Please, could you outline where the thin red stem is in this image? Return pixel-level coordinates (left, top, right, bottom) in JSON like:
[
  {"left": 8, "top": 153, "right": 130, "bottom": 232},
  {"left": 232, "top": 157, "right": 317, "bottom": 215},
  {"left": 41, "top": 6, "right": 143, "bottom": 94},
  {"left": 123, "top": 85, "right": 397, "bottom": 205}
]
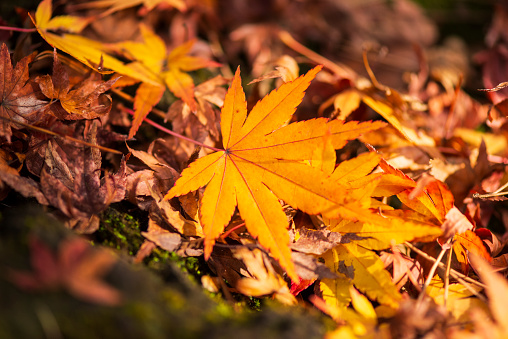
[
  {"left": 221, "top": 222, "right": 246, "bottom": 240},
  {"left": 123, "top": 108, "right": 222, "bottom": 152},
  {"left": 0, "top": 26, "right": 37, "bottom": 33}
]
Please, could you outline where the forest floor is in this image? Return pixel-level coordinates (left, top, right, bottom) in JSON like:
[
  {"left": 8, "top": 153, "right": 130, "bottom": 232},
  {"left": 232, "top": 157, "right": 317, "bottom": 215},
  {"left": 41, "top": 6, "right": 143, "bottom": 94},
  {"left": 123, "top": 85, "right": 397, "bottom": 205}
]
[{"left": 1, "top": 1, "right": 508, "bottom": 338}]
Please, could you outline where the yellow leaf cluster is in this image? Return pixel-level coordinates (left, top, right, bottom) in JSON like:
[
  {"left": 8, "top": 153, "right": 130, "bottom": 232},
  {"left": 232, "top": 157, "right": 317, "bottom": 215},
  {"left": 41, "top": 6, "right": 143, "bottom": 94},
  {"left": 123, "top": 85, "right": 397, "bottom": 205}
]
[{"left": 31, "top": 0, "right": 219, "bottom": 137}]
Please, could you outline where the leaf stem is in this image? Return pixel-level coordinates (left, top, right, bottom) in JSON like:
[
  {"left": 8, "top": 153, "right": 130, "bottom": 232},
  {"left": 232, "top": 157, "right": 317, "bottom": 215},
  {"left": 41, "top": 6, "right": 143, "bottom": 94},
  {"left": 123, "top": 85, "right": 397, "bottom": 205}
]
[
  {"left": 221, "top": 222, "right": 246, "bottom": 240},
  {"left": 416, "top": 240, "right": 450, "bottom": 307},
  {"left": 444, "top": 241, "right": 454, "bottom": 308},
  {"left": 362, "top": 50, "right": 384, "bottom": 90},
  {"left": 122, "top": 107, "right": 222, "bottom": 152},
  {"left": 278, "top": 30, "right": 355, "bottom": 80},
  {"left": 0, "top": 26, "right": 37, "bottom": 33}
]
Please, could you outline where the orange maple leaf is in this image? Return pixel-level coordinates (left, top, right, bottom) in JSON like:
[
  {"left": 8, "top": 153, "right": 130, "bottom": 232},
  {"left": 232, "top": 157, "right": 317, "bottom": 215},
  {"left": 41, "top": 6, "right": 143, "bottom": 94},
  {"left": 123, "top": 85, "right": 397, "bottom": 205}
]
[
  {"left": 164, "top": 66, "right": 385, "bottom": 281},
  {"left": 378, "top": 159, "right": 453, "bottom": 223},
  {"left": 453, "top": 229, "right": 492, "bottom": 274}
]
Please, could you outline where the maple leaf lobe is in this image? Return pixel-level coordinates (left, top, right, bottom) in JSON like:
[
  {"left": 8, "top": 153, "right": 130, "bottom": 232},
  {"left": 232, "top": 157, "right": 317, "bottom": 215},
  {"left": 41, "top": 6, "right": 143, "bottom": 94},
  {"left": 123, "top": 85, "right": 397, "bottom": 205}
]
[{"left": 0, "top": 44, "right": 47, "bottom": 142}]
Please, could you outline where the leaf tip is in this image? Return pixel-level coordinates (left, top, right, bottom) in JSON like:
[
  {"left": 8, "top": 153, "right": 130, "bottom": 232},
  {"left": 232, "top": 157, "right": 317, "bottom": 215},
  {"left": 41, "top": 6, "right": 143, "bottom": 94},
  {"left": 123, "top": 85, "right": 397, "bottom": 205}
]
[{"left": 204, "top": 238, "right": 215, "bottom": 260}]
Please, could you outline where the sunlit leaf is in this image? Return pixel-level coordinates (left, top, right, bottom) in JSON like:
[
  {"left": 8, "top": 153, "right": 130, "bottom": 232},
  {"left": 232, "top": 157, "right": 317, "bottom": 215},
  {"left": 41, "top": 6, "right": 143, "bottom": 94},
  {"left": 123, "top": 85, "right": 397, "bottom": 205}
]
[
  {"left": 165, "top": 66, "right": 385, "bottom": 281},
  {"left": 322, "top": 243, "right": 402, "bottom": 309}
]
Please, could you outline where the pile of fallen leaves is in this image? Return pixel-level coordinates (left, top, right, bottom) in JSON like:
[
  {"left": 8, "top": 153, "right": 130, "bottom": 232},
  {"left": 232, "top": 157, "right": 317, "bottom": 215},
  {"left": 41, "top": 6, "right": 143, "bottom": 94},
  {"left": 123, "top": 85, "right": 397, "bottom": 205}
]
[{"left": 2, "top": 0, "right": 508, "bottom": 338}]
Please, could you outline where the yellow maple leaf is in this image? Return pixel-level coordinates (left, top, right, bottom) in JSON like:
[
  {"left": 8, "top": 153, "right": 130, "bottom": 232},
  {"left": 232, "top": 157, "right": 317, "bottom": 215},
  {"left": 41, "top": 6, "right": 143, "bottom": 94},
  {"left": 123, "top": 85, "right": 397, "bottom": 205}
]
[
  {"left": 34, "top": 0, "right": 91, "bottom": 34},
  {"left": 30, "top": 0, "right": 160, "bottom": 86},
  {"left": 326, "top": 216, "right": 442, "bottom": 251},
  {"left": 110, "top": 24, "right": 221, "bottom": 137},
  {"left": 112, "top": 25, "right": 220, "bottom": 109},
  {"left": 426, "top": 275, "right": 486, "bottom": 322},
  {"left": 328, "top": 61, "right": 434, "bottom": 147},
  {"left": 331, "top": 152, "right": 381, "bottom": 184},
  {"left": 164, "top": 66, "right": 385, "bottom": 281},
  {"left": 233, "top": 248, "right": 296, "bottom": 305},
  {"left": 317, "top": 278, "right": 390, "bottom": 338},
  {"left": 321, "top": 243, "right": 402, "bottom": 309}
]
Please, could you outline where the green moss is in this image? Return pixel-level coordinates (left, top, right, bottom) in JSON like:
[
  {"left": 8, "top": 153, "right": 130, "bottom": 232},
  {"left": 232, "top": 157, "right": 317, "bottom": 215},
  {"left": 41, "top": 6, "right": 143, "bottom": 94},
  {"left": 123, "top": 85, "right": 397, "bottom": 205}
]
[
  {"left": 247, "top": 297, "right": 262, "bottom": 311},
  {"left": 94, "top": 207, "right": 213, "bottom": 288},
  {"left": 0, "top": 204, "right": 327, "bottom": 339},
  {"left": 95, "top": 208, "right": 144, "bottom": 256},
  {"left": 166, "top": 252, "right": 210, "bottom": 283}
]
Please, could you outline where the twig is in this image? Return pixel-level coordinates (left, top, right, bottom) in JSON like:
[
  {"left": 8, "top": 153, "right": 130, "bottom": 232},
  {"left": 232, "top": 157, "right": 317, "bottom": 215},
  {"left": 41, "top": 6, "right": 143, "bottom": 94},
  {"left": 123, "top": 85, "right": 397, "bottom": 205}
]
[
  {"left": 362, "top": 50, "right": 384, "bottom": 90},
  {"left": 453, "top": 275, "right": 487, "bottom": 303},
  {"left": 404, "top": 241, "right": 485, "bottom": 289},
  {"left": 417, "top": 239, "right": 451, "bottom": 307},
  {"left": 0, "top": 116, "right": 122, "bottom": 154},
  {"left": 278, "top": 30, "right": 356, "bottom": 80},
  {"left": 444, "top": 240, "right": 454, "bottom": 308},
  {"left": 414, "top": 239, "right": 487, "bottom": 305},
  {"left": 473, "top": 180, "right": 508, "bottom": 199}
]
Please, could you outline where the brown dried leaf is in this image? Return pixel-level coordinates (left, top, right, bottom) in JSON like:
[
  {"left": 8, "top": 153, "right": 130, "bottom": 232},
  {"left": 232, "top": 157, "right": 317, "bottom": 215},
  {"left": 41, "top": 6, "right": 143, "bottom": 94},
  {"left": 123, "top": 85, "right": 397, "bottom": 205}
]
[
  {"left": 128, "top": 145, "right": 179, "bottom": 182},
  {"left": 133, "top": 240, "right": 157, "bottom": 263},
  {"left": 40, "top": 122, "right": 126, "bottom": 223},
  {"left": 142, "top": 217, "right": 182, "bottom": 252},
  {"left": 145, "top": 177, "right": 202, "bottom": 237},
  {"left": 0, "top": 43, "right": 47, "bottom": 142},
  {"left": 291, "top": 228, "right": 347, "bottom": 255},
  {"left": 35, "top": 50, "right": 118, "bottom": 120},
  {"left": 167, "top": 73, "right": 226, "bottom": 142},
  {"left": 291, "top": 252, "right": 337, "bottom": 280},
  {"left": 208, "top": 247, "right": 245, "bottom": 288},
  {"left": 379, "top": 247, "right": 424, "bottom": 290},
  {"left": 441, "top": 206, "right": 474, "bottom": 241},
  {"left": 491, "top": 253, "right": 508, "bottom": 272},
  {"left": 475, "top": 228, "right": 504, "bottom": 257},
  {"left": 0, "top": 153, "right": 48, "bottom": 204},
  {"left": 125, "top": 169, "right": 158, "bottom": 208},
  {"left": 389, "top": 298, "right": 447, "bottom": 339},
  {"left": 66, "top": 214, "right": 101, "bottom": 234},
  {"left": 248, "top": 55, "right": 299, "bottom": 85},
  {"left": 445, "top": 140, "right": 491, "bottom": 207}
]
